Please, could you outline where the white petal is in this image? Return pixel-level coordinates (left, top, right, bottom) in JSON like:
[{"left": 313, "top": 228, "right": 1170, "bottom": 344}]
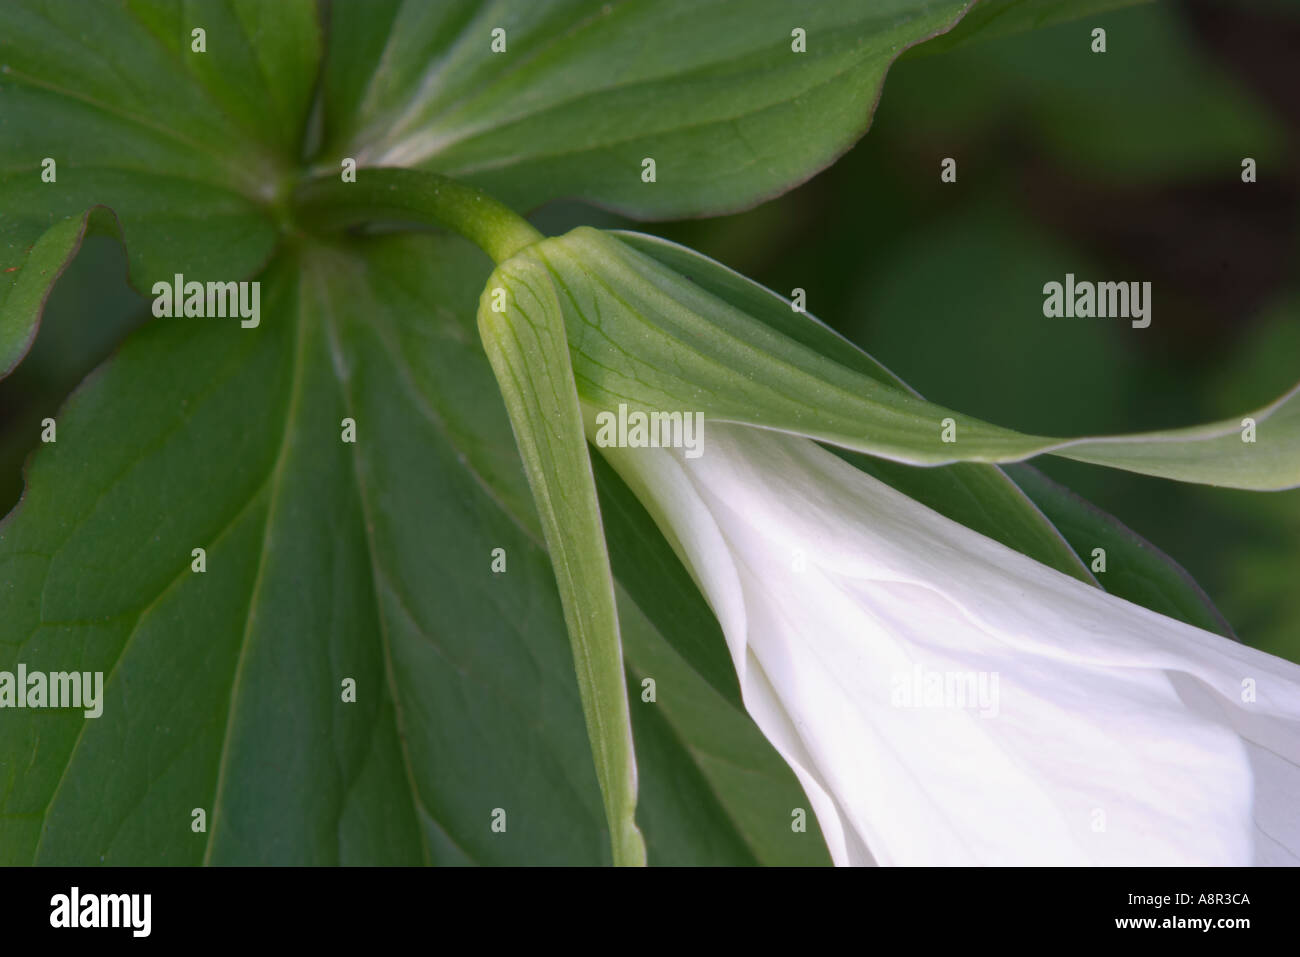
[{"left": 600, "top": 423, "right": 1300, "bottom": 865}]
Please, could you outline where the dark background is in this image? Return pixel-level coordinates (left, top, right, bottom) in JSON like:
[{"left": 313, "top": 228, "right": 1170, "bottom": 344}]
[{"left": 3, "top": 0, "right": 1297, "bottom": 659}]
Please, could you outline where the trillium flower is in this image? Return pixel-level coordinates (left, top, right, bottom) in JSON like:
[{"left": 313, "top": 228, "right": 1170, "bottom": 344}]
[
  {"left": 596, "top": 420, "right": 1300, "bottom": 866},
  {"left": 479, "top": 222, "right": 1300, "bottom": 864}
]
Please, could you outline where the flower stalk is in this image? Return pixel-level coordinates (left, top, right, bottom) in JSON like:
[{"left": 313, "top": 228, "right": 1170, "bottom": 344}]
[{"left": 292, "top": 168, "right": 543, "bottom": 265}]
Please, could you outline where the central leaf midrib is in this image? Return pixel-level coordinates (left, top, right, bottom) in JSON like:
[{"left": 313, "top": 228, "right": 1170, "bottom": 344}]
[
  {"left": 201, "top": 264, "right": 312, "bottom": 866},
  {"left": 311, "top": 253, "right": 444, "bottom": 866}
]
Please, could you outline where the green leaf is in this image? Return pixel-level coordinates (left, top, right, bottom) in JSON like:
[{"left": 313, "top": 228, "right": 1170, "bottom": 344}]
[
  {"left": 0, "top": 0, "right": 321, "bottom": 369},
  {"left": 316, "top": 0, "right": 972, "bottom": 218},
  {"left": 2, "top": 239, "right": 591, "bottom": 863},
  {"left": 532, "top": 227, "right": 1300, "bottom": 491},
  {"left": 476, "top": 251, "right": 645, "bottom": 864},
  {"left": 0, "top": 207, "right": 124, "bottom": 377},
  {"left": 0, "top": 231, "right": 823, "bottom": 864}
]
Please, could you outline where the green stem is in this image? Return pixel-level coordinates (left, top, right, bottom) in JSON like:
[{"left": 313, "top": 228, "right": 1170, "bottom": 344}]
[{"left": 292, "top": 168, "right": 543, "bottom": 264}]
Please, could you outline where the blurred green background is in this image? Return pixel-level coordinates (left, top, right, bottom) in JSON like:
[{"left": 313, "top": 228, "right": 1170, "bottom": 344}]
[{"left": 2, "top": 0, "right": 1297, "bottom": 659}]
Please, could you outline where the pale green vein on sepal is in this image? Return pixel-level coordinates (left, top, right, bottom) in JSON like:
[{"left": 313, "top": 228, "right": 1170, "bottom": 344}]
[
  {"left": 476, "top": 252, "right": 645, "bottom": 866},
  {"left": 611, "top": 229, "right": 1097, "bottom": 588},
  {"left": 533, "top": 227, "right": 1300, "bottom": 492}
]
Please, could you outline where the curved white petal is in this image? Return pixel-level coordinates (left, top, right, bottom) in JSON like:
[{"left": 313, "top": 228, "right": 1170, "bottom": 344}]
[{"left": 600, "top": 423, "right": 1300, "bottom": 865}]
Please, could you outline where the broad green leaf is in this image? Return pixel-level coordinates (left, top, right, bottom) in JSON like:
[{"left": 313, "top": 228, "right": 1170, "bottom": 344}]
[
  {"left": 1, "top": 240, "right": 599, "bottom": 863},
  {"left": 0, "top": 207, "right": 123, "bottom": 377},
  {"left": 476, "top": 252, "right": 645, "bottom": 865},
  {"left": 0, "top": 231, "right": 826, "bottom": 864},
  {"left": 316, "top": 0, "right": 972, "bottom": 218},
  {"left": 0, "top": 234, "right": 146, "bottom": 518},
  {"left": 0, "top": 0, "right": 320, "bottom": 375},
  {"left": 531, "top": 227, "right": 1300, "bottom": 491}
]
